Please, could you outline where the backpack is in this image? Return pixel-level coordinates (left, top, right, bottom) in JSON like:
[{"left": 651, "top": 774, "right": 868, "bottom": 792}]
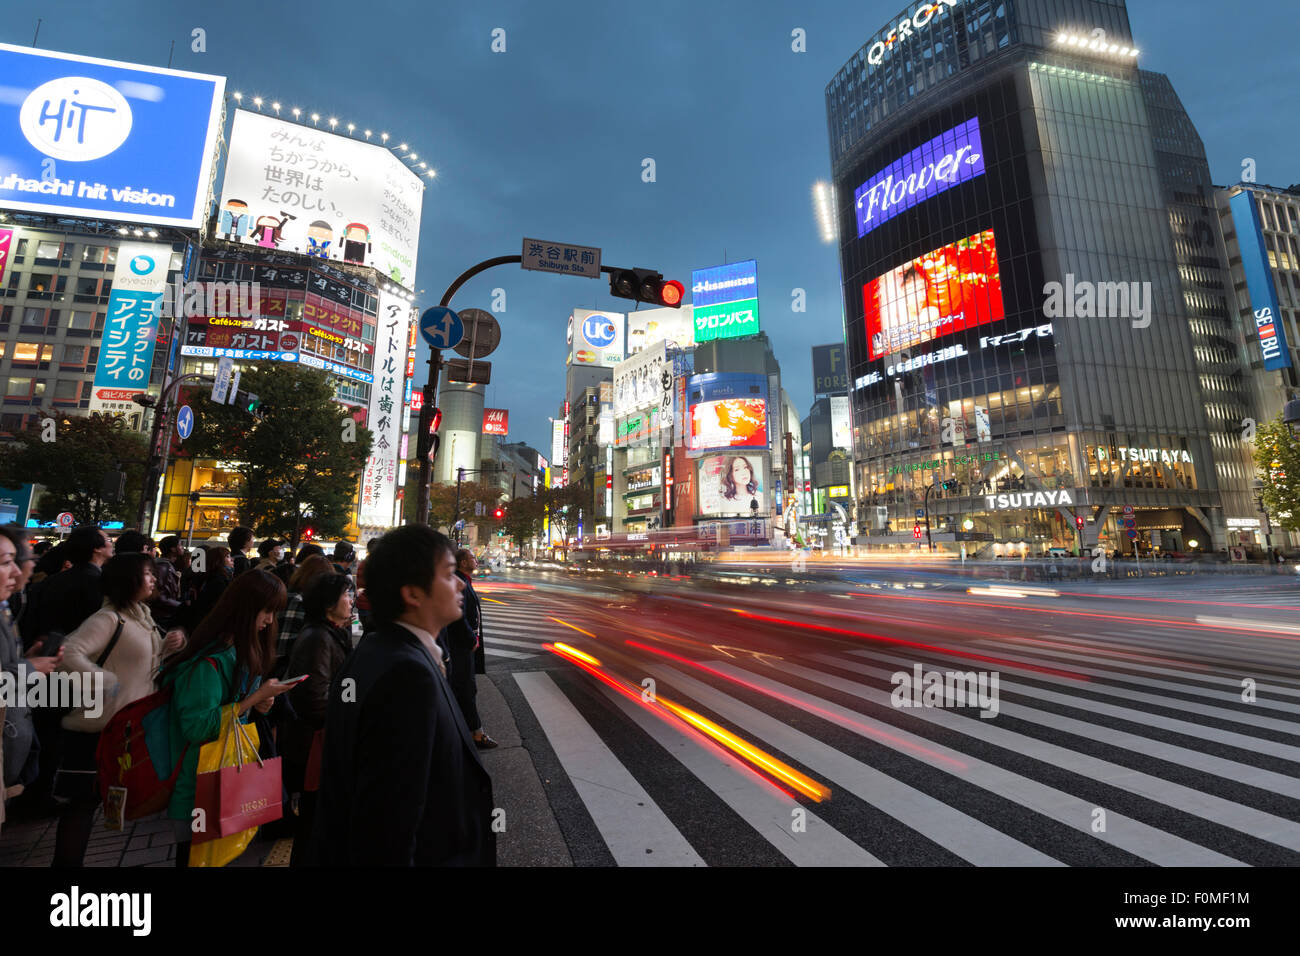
[{"left": 94, "top": 655, "right": 217, "bottom": 821}]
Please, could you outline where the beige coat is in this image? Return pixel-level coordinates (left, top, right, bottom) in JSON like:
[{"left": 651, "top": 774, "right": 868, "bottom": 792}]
[{"left": 58, "top": 602, "right": 163, "bottom": 733}]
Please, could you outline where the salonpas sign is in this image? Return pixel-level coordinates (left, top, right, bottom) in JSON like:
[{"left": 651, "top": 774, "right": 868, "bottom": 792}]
[{"left": 984, "top": 489, "right": 1076, "bottom": 511}]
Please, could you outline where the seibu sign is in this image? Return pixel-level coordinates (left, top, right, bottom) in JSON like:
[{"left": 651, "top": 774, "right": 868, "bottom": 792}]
[{"left": 867, "top": 0, "right": 961, "bottom": 67}]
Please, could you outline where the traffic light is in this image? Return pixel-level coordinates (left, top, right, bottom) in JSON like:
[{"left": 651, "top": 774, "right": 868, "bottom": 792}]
[
  {"left": 100, "top": 469, "right": 126, "bottom": 504},
  {"left": 940, "top": 479, "right": 959, "bottom": 492},
  {"left": 913, "top": 523, "right": 923, "bottom": 539},
  {"left": 416, "top": 406, "right": 443, "bottom": 461},
  {"left": 303, "top": 527, "right": 314, "bottom": 541},
  {"left": 1075, "top": 515, "right": 1085, "bottom": 530},
  {"left": 232, "top": 389, "right": 262, "bottom": 418},
  {"left": 608, "top": 268, "right": 684, "bottom": 308},
  {"left": 493, "top": 507, "right": 505, "bottom": 520}
]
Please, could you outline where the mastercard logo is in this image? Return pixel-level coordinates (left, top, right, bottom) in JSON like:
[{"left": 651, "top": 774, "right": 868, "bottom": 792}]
[{"left": 576, "top": 349, "right": 595, "bottom": 363}]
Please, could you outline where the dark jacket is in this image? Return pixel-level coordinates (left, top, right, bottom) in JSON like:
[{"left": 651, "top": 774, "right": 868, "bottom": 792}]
[
  {"left": 279, "top": 619, "right": 352, "bottom": 793},
  {"left": 29, "top": 563, "right": 103, "bottom": 646},
  {"left": 308, "top": 621, "right": 494, "bottom": 866},
  {"left": 150, "top": 557, "right": 182, "bottom": 627},
  {"left": 1, "top": 609, "right": 38, "bottom": 788},
  {"left": 189, "top": 567, "right": 232, "bottom": 632},
  {"left": 445, "top": 573, "right": 480, "bottom": 653},
  {"left": 232, "top": 552, "right": 251, "bottom": 577}
]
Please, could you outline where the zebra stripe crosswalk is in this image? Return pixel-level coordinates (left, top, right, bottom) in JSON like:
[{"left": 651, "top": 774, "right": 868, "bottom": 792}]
[{"left": 509, "top": 625, "right": 1300, "bottom": 866}]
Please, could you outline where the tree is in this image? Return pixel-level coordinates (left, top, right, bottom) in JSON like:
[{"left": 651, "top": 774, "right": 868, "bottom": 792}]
[
  {"left": 0, "top": 412, "right": 148, "bottom": 524},
  {"left": 428, "top": 479, "right": 501, "bottom": 538},
  {"left": 183, "top": 363, "right": 372, "bottom": 549},
  {"left": 539, "top": 482, "right": 589, "bottom": 560},
  {"left": 502, "top": 495, "right": 545, "bottom": 551},
  {"left": 1253, "top": 415, "right": 1300, "bottom": 533}
]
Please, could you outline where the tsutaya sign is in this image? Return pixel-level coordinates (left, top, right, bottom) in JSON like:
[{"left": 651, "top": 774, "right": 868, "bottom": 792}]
[
  {"left": 985, "top": 489, "right": 1075, "bottom": 511},
  {"left": 867, "top": 0, "right": 961, "bottom": 66},
  {"left": 1117, "top": 446, "right": 1192, "bottom": 464}
]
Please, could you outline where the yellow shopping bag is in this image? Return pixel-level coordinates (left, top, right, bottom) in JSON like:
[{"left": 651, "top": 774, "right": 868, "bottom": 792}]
[{"left": 189, "top": 705, "right": 263, "bottom": 868}]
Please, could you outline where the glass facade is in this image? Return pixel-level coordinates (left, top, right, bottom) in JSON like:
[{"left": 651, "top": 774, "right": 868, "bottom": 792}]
[{"left": 829, "top": 0, "right": 1241, "bottom": 553}]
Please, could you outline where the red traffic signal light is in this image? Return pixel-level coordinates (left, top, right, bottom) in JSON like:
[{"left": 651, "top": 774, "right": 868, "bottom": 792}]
[
  {"left": 493, "top": 507, "right": 504, "bottom": 520},
  {"left": 660, "top": 280, "right": 684, "bottom": 307},
  {"left": 1075, "top": 515, "right": 1084, "bottom": 530},
  {"left": 913, "top": 523, "right": 923, "bottom": 539},
  {"left": 303, "top": 527, "right": 314, "bottom": 541},
  {"left": 431, "top": 407, "right": 442, "bottom": 433},
  {"left": 608, "top": 268, "right": 684, "bottom": 309}
]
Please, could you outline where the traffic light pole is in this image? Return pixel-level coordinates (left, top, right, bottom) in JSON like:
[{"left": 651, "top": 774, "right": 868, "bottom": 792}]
[
  {"left": 414, "top": 255, "right": 643, "bottom": 527},
  {"left": 136, "top": 372, "right": 212, "bottom": 533},
  {"left": 924, "top": 482, "right": 936, "bottom": 552}
]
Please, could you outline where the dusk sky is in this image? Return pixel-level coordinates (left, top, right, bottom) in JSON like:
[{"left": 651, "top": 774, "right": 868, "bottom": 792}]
[{"left": 5, "top": 0, "right": 1296, "bottom": 455}]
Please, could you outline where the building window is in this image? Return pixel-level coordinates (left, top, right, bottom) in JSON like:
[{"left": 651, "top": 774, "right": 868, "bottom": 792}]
[
  {"left": 68, "top": 310, "right": 95, "bottom": 330},
  {"left": 6, "top": 377, "right": 32, "bottom": 398},
  {"left": 21, "top": 307, "right": 44, "bottom": 327},
  {"left": 29, "top": 273, "right": 55, "bottom": 293},
  {"left": 60, "top": 344, "right": 88, "bottom": 365},
  {"left": 35, "top": 240, "right": 63, "bottom": 261},
  {"left": 53, "top": 379, "right": 80, "bottom": 400},
  {"left": 12, "top": 342, "right": 53, "bottom": 363}
]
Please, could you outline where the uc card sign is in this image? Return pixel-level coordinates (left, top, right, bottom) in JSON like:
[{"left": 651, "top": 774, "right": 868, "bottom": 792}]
[{"left": 0, "top": 43, "right": 224, "bottom": 227}]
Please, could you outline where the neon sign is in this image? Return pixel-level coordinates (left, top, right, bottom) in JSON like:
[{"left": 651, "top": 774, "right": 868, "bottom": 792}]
[{"left": 867, "top": 0, "right": 961, "bottom": 67}]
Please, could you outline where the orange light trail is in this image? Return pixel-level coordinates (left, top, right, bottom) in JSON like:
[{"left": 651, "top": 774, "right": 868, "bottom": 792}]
[
  {"left": 549, "top": 617, "right": 597, "bottom": 639},
  {"left": 542, "top": 643, "right": 828, "bottom": 801},
  {"left": 624, "top": 640, "right": 969, "bottom": 771}
]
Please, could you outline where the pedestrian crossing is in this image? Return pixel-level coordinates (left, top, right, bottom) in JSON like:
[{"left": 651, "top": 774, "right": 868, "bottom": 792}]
[
  {"left": 511, "top": 627, "right": 1300, "bottom": 866},
  {"left": 476, "top": 595, "right": 570, "bottom": 661}
]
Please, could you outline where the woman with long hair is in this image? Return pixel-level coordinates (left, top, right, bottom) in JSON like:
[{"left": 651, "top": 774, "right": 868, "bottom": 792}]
[
  {"left": 720, "top": 456, "right": 758, "bottom": 501},
  {"left": 51, "top": 552, "right": 186, "bottom": 866},
  {"left": 161, "top": 569, "right": 294, "bottom": 866},
  {"left": 279, "top": 572, "right": 354, "bottom": 866},
  {"left": 187, "top": 545, "right": 233, "bottom": 631}
]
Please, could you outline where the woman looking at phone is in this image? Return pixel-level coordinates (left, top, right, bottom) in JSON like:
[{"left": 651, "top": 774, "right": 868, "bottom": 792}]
[
  {"left": 51, "top": 552, "right": 186, "bottom": 867},
  {"left": 160, "top": 569, "right": 294, "bottom": 867}
]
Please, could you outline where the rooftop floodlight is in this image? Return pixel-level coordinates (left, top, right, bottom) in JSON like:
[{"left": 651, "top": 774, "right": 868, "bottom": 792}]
[
  {"left": 328, "top": 117, "right": 338, "bottom": 128},
  {"left": 381, "top": 132, "right": 389, "bottom": 142},
  {"left": 271, "top": 101, "right": 281, "bottom": 113},
  {"left": 232, "top": 91, "right": 242, "bottom": 100},
  {"left": 252, "top": 96, "right": 263, "bottom": 108},
  {"left": 347, "top": 123, "right": 355, "bottom": 133},
  {"left": 292, "top": 107, "right": 301, "bottom": 118},
  {"left": 364, "top": 129, "right": 372, "bottom": 139}
]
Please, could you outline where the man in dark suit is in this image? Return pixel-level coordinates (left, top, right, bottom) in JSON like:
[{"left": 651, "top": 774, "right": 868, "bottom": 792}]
[
  {"left": 446, "top": 549, "right": 497, "bottom": 749},
  {"left": 309, "top": 525, "right": 495, "bottom": 866}
]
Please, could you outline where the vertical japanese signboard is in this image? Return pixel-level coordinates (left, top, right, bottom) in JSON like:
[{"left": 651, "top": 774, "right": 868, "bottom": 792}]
[
  {"left": 0, "top": 228, "right": 13, "bottom": 286},
  {"left": 90, "top": 242, "right": 169, "bottom": 415},
  {"left": 1230, "top": 190, "right": 1292, "bottom": 371},
  {"left": 359, "top": 290, "right": 410, "bottom": 526}
]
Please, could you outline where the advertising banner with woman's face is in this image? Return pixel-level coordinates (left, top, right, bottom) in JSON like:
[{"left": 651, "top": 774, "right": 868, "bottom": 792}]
[
  {"left": 697, "top": 454, "right": 765, "bottom": 517},
  {"left": 864, "top": 228, "right": 1003, "bottom": 361}
]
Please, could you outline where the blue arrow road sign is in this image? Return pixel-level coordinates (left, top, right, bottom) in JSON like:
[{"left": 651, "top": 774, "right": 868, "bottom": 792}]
[
  {"left": 176, "top": 404, "right": 194, "bottom": 440},
  {"left": 420, "top": 307, "right": 464, "bottom": 350}
]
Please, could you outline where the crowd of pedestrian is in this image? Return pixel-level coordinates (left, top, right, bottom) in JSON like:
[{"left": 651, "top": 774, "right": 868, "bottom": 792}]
[{"left": 0, "top": 521, "right": 498, "bottom": 867}]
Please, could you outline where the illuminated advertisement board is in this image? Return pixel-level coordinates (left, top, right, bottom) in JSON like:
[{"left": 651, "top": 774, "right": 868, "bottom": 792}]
[
  {"left": 627, "top": 306, "right": 695, "bottom": 354},
  {"left": 0, "top": 43, "right": 224, "bottom": 227},
  {"left": 89, "top": 242, "right": 170, "bottom": 415},
  {"left": 483, "top": 408, "right": 508, "bottom": 436},
  {"left": 686, "top": 373, "right": 768, "bottom": 452},
  {"left": 569, "top": 308, "right": 625, "bottom": 366},
  {"left": 218, "top": 110, "right": 425, "bottom": 288},
  {"left": 697, "top": 453, "right": 766, "bottom": 517},
  {"left": 1229, "top": 191, "right": 1292, "bottom": 371},
  {"left": 830, "top": 395, "right": 851, "bottom": 450},
  {"left": 854, "top": 117, "right": 985, "bottom": 238},
  {"left": 0, "top": 228, "right": 13, "bottom": 286},
  {"left": 614, "top": 343, "right": 666, "bottom": 419},
  {"left": 812, "top": 343, "right": 847, "bottom": 393},
  {"left": 359, "top": 290, "right": 411, "bottom": 526},
  {"left": 691, "top": 260, "right": 759, "bottom": 342},
  {"left": 864, "top": 229, "right": 1003, "bottom": 361}
]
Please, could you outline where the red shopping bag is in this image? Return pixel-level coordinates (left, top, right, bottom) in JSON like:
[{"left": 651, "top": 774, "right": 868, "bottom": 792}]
[{"left": 192, "top": 714, "right": 283, "bottom": 845}]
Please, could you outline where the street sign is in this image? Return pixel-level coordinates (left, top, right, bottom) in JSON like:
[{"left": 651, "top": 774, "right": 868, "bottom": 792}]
[
  {"left": 454, "top": 519, "right": 465, "bottom": 530},
  {"left": 56, "top": 511, "right": 74, "bottom": 529},
  {"left": 452, "top": 308, "right": 502, "bottom": 359},
  {"left": 521, "top": 237, "right": 601, "bottom": 279},
  {"left": 210, "top": 356, "right": 234, "bottom": 404},
  {"left": 228, "top": 369, "right": 241, "bottom": 404},
  {"left": 1127, "top": 529, "right": 1138, "bottom": 540},
  {"left": 445, "top": 358, "right": 491, "bottom": 385},
  {"left": 420, "top": 307, "right": 464, "bottom": 350},
  {"left": 1122, "top": 505, "right": 1134, "bottom": 515},
  {"left": 915, "top": 508, "right": 924, "bottom": 518},
  {"left": 176, "top": 405, "right": 194, "bottom": 440}
]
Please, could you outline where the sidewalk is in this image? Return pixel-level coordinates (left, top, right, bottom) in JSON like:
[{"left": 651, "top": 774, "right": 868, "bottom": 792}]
[{"left": 1, "top": 675, "right": 568, "bottom": 867}]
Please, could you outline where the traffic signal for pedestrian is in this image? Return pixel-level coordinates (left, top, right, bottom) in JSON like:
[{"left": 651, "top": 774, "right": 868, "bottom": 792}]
[
  {"left": 940, "top": 478, "right": 959, "bottom": 492},
  {"left": 232, "top": 389, "right": 263, "bottom": 419},
  {"left": 1075, "top": 515, "right": 1085, "bottom": 530},
  {"left": 913, "top": 523, "right": 923, "bottom": 539},
  {"left": 608, "top": 268, "right": 684, "bottom": 308},
  {"left": 416, "top": 406, "right": 443, "bottom": 461}
]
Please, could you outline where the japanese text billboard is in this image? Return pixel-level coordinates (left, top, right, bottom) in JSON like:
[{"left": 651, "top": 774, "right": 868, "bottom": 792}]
[
  {"left": 0, "top": 44, "right": 223, "bottom": 227},
  {"left": 359, "top": 291, "right": 411, "bottom": 526},
  {"left": 218, "top": 110, "right": 424, "bottom": 288},
  {"left": 691, "top": 260, "right": 759, "bottom": 342},
  {"left": 686, "top": 373, "right": 769, "bottom": 453},
  {"left": 483, "top": 408, "right": 509, "bottom": 436},
  {"left": 697, "top": 453, "right": 767, "bottom": 517},
  {"left": 864, "top": 229, "right": 1003, "bottom": 361},
  {"left": 854, "top": 116, "right": 985, "bottom": 237},
  {"left": 90, "top": 242, "right": 169, "bottom": 415}
]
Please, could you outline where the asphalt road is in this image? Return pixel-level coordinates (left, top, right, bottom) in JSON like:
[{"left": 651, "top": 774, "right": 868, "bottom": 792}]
[{"left": 474, "top": 565, "right": 1300, "bottom": 866}]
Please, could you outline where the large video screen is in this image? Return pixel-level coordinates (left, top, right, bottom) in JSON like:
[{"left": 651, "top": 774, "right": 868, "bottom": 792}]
[
  {"left": 0, "top": 43, "right": 224, "bottom": 227},
  {"left": 864, "top": 229, "right": 1003, "bottom": 361},
  {"left": 686, "top": 373, "right": 768, "bottom": 452},
  {"left": 697, "top": 454, "right": 766, "bottom": 517}
]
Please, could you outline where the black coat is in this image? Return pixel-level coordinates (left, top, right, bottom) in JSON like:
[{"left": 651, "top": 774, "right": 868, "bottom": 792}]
[
  {"left": 279, "top": 620, "right": 351, "bottom": 793},
  {"left": 446, "top": 573, "right": 480, "bottom": 652},
  {"left": 27, "top": 563, "right": 102, "bottom": 648},
  {"left": 308, "top": 621, "right": 495, "bottom": 866}
]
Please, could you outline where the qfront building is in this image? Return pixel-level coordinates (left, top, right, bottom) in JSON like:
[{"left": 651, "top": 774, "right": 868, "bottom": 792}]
[{"left": 826, "top": 0, "right": 1258, "bottom": 555}]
